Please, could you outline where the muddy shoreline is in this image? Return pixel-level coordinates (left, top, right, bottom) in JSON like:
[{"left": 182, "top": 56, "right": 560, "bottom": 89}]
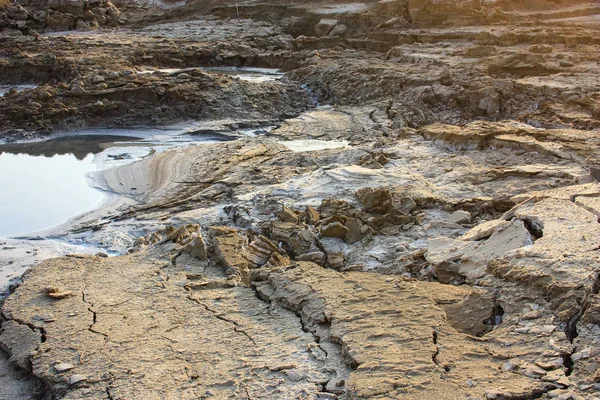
[{"left": 2, "top": 0, "right": 600, "bottom": 399}]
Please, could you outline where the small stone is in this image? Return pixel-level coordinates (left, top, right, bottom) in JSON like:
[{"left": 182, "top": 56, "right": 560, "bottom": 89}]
[
  {"left": 542, "top": 369, "right": 569, "bottom": 385},
  {"left": 503, "top": 361, "right": 516, "bottom": 371},
  {"left": 485, "top": 389, "right": 502, "bottom": 399},
  {"left": 296, "top": 251, "right": 326, "bottom": 266},
  {"left": 535, "top": 357, "right": 564, "bottom": 370},
  {"left": 448, "top": 210, "right": 471, "bottom": 224},
  {"left": 321, "top": 222, "right": 349, "bottom": 239},
  {"left": 344, "top": 217, "right": 365, "bottom": 244},
  {"left": 314, "top": 18, "right": 338, "bottom": 37},
  {"left": 54, "top": 362, "right": 74, "bottom": 372},
  {"left": 38, "top": 90, "right": 53, "bottom": 101},
  {"left": 521, "top": 310, "right": 540, "bottom": 320},
  {"left": 540, "top": 325, "right": 556, "bottom": 334},
  {"left": 67, "top": 374, "right": 88, "bottom": 385},
  {"left": 45, "top": 287, "right": 73, "bottom": 299},
  {"left": 280, "top": 205, "right": 300, "bottom": 224},
  {"left": 529, "top": 44, "right": 553, "bottom": 53},
  {"left": 305, "top": 206, "right": 320, "bottom": 224},
  {"left": 327, "top": 252, "right": 344, "bottom": 270},
  {"left": 342, "top": 264, "right": 363, "bottom": 272},
  {"left": 284, "top": 369, "right": 304, "bottom": 382},
  {"left": 70, "top": 85, "right": 86, "bottom": 95},
  {"left": 328, "top": 23, "right": 347, "bottom": 37},
  {"left": 523, "top": 364, "right": 547, "bottom": 378}
]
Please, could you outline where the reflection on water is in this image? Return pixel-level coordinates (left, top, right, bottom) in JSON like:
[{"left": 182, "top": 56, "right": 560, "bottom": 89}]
[
  {"left": 0, "top": 132, "right": 232, "bottom": 238},
  {"left": 136, "top": 67, "right": 284, "bottom": 83},
  {"left": 0, "top": 134, "right": 143, "bottom": 160},
  {"left": 0, "top": 135, "right": 146, "bottom": 238},
  {"left": 0, "top": 152, "right": 104, "bottom": 238},
  {"left": 279, "top": 139, "right": 349, "bottom": 152},
  {"left": 0, "top": 84, "right": 37, "bottom": 96}
]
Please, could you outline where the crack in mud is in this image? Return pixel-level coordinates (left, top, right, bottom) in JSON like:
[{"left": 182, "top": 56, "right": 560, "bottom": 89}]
[
  {"left": 81, "top": 290, "right": 109, "bottom": 341},
  {"left": 431, "top": 329, "right": 440, "bottom": 367},
  {"left": 186, "top": 295, "right": 258, "bottom": 346}
]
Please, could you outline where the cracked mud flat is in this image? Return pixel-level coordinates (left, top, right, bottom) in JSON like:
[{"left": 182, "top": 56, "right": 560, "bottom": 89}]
[{"left": 2, "top": 0, "right": 600, "bottom": 399}]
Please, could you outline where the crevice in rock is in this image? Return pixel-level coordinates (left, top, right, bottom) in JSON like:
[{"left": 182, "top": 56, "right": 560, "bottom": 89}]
[
  {"left": 564, "top": 297, "right": 586, "bottom": 344},
  {"left": 592, "top": 273, "right": 600, "bottom": 295},
  {"left": 431, "top": 329, "right": 450, "bottom": 373},
  {"left": 521, "top": 218, "right": 544, "bottom": 240},
  {"left": 171, "top": 250, "right": 185, "bottom": 266},
  {"left": 431, "top": 329, "right": 440, "bottom": 366},
  {"left": 38, "top": 327, "right": 46, "bottom": 343},
  {"left": 250, "top": 279, "right": 352, "bottom": 395},
  {"left": 562, "top": 352, "right": 574, "bottom": 376},
  {"left": 0, "top": 315, "right": 54, "bottom": 399},
  {"left": 2, "top": 315, "right": 45, "bottom": 345},
  {"left": 480, "top": 304, "right": 505, "bottom": 336},
  {"left": 565, "top": 312, "right": 580, "bottom": 343}
]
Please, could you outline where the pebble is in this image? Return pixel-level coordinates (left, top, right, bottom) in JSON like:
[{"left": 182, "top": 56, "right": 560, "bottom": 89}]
[
  {"left": 485, "top": 389, "right": 502, "bottom": 399},
  {"left": 535, "top": 357, "right": 563, "bottom": 370},
  {"left": 521, "top": 310, "right": 539, "bottom": 320},
  {"left": 71, "top": 85, "right": 86, "bottom": 95},
  {"left": 542, "top": 369, "right": 570, "bottom": 386},
  {"left": 54, "top": 362, "right": 74, "bottom": 372},
  {"left": 67, "top": 374, "right": 88, "bottom": 385},
  {"left": 38, "top": 90, "right": 53, "bottom": 101},
  {"left": 503, "top": 361, "right": 516, "bottom": 371},
  {"left": 522, "top": 364, "right": 546, "bottom": 378}
]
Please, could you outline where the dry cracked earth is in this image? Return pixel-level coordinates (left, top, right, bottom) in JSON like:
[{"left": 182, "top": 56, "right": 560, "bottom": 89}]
[{"left": 2, "top": 0, "right": 600, "bottom": 399}]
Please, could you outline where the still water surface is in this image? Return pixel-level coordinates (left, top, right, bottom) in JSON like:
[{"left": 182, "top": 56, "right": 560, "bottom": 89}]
[
  {"left": 0, "top": 131, "right": 230, "bottom": 238},
  {"left": 0, "top": 135, "right": 141, "bottom": 238}
]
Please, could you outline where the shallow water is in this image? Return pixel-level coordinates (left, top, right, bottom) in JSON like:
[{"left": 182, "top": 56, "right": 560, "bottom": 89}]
[
  {"left": 0, "top": 130, "right": 230, "bottom": 238},
  {"left": 0, "top": 84, "right": 37, "bottom": 96},
  {"left": 137, "top": 67, "right": 284, "bottom": 83},
  {"left": 279, "top": 139, "right": 349, "bottom": 152},
  {"left": 0, "top": 135, "right": 143, "bottom": 238},
  {"left": 0, "top": 151, "right": 104, "bottom": 238}
]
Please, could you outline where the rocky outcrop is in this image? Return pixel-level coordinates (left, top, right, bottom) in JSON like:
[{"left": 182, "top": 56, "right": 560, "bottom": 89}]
[
  {"left": 408, "top": 0, "right": 487, "bottom": 25},
  {"left": 0, "top": 3, "right": 45, "bottom": 35},
  {"left": 0, "top": 68, "right": 313, "bottom": 137},
  {"left": 45, "top": 0, "right": 121, "bottom": 31}
]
